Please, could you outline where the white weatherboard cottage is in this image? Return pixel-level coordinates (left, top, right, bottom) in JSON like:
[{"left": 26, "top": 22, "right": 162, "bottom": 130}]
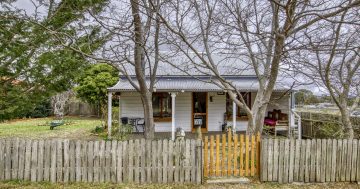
[{"left": 107, "top": 55, "right": 300, "bottom": 139}]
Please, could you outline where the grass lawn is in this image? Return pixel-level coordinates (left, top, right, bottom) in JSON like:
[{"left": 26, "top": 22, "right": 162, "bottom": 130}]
[
  {"left": 0, "top": 117, "right": 102, "bottom": 140},
  {"left": 0, "top": 180, "right": 359, "bottom": 189}
]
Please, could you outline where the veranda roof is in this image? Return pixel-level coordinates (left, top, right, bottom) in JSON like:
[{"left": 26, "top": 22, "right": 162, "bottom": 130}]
[{"left": 108, "top": 76, "right": 291, "bottom": 92}]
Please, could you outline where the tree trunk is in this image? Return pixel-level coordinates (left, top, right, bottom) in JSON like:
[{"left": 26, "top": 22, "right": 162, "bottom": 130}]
[
  {"left": 339, "top": 105, "right": 354, "bottom": 139},
  {"left": 130, "top": 0, "right": 155, "bottom": 139},
  {"left": 247, "top": 84, "right": 275, "bottom": 134},
  {"left": 245, "top": 34, "right": 286, "bottom": 135},
  {"left": 141, "top": 92, "right": 155, "bottom": 139},
  {"left": 247, "top": 95, "right": 268, "bottom": 135},
  {"left": 253, "top": 104, "right": 268, "bottom": 134}
]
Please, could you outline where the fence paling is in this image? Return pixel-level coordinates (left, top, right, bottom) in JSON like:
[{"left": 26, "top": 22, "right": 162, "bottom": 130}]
[
  {"left": 0, "top": 138, "right": 202, "bottom": 184},
  {"left": 240, "top": 134, "right": 244, "bottom": 176},
  {"left": 215, "top": 135, "right": 220, "bottom": 177},
  {"left": 204, "top": 137, "right": 208, "bottom": 177},
  {"left": 209, "top": 136, "right": 214, "bottom": 176},
  {"left": 233, "top": 134, "right": 238, "bottom": 176},
  {"left": 221, "top": 133, "right": 226, "bottom": 176},
  {"left": 227, "top": 130, "right": 232, "bottom": 175},
  {"left": 203, "top": 132, "right": 261, "bottom": 178},
  {"left": 261, "top": 138, "right": 360, "bottom": 183}
]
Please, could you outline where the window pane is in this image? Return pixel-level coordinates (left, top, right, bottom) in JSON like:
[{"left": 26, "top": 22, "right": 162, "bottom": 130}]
[
  {"left": 153, "top": 93, "right": 172, "bottom": 118},
  {"left": 239, "top": 93, "right": 251, "bottom": 117},
  {"left": 152, "top": 95, "right": 160, "bottom": 117},
  {"left": 226, "top": 92, "right": 252, "bottom": 118},
  {"left": 226, "top": 96, "right": 233, "bottom": 115},
  {"left": 162, "top": 96, "right": 172, "bottom": 117},
  {"left": 193, "top": 92, "right": 206, "bottom": 113}
]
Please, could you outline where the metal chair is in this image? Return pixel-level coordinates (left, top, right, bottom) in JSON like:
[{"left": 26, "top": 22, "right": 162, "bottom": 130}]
[{"left": 136, "top": 118, "right": 145, "bottom": 133}]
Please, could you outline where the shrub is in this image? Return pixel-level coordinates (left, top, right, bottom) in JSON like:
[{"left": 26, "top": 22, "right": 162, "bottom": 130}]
[
  {"left": 315, "top": 121, "right": 345, "bottom": 139},
  {"left": 111, "top": 123, "right": 133, "bottom": 141},
  {"left": 92, "top": 125, "right": 105, "bottom": 134},
  {"left": 27, "top": 99, "right": 52, "bottom": 118}
]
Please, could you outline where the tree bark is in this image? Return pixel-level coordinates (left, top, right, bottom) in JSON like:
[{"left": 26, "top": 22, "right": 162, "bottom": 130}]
[
  {"left": 131, "top": 0, "right": 155, "bottom": 139},
  {"left": 339, "top": 103, "right": 354, "bottom": 139},
  {"left": 247, "top": 91, "right": 269, "bottom": 135},
  {"left": 251, "top": 102, "right": 268, "bottom": 134},
  {"left": 247, "top": 34, "right": 286, "bottom": 135},
  {"left": 141, "top": 92, "right": 155, "bottom": 139}
]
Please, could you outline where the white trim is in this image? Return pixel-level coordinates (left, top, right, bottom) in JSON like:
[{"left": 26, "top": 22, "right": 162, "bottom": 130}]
[
  {"left": 170, "top": 92, "right": 177, "bottom": 140},
  {"left": 118, "top": 96, "right": 121, "bottom": 127},
  {"left": 108, "top": 92, "right": 112, "bottom": 138},
  {"left": 232, "top": 101, "right": 236, "bottom": 132}
]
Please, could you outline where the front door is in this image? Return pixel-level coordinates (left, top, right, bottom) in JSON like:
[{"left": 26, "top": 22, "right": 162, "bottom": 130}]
[{"left": 192, "top": 92, "right": 208, "bottom": 132}]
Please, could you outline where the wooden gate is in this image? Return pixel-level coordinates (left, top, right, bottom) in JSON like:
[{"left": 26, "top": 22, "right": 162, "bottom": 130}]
[{"left": 203, "top": 131, "right": 261, "bottom": 178}]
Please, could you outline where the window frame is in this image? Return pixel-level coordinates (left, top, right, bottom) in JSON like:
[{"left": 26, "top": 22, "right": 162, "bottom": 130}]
[
  {"left": 152, "top": 92, "right": 172, "bottom": 122},
  {"left": 226, "top": 92, "right": 252, "bottom": 120}
]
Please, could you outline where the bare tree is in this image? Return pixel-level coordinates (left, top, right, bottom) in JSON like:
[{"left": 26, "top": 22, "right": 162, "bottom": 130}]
[
  {"left": 154, "top": 0, "right": 360, "bottom": 134},
  {"left": 292, "top": 8, "right": 360, "bottom": 138},
  {"left": 26, "top": 0, "right": 164, "bottom": 139},
  {"left": 127, "top": 0, "right": 161, "bottom": 139},
  {"left": 51, "top": 90, "right": 73, "bottom": 119}
]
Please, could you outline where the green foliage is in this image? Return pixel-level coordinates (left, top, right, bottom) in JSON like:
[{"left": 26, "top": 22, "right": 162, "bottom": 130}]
[
  {"left": 315, "top": 121, "right": 345, "bottom": 139},
  {"left": 0, "top": 80, "right": 54, "bottom": 120},
  {"left": 0, "top": 0, "right": 109, "bottom": 121},
  {"left": 74, "top": 64, "right": 118, "bottom": 114},
  {"left": 92, "top": 125, "right": 105, "bottom": 134},
  {"left": 111, "top": 106, "right": 120, "bottom": 123},
  {"left": 90, "top": 122, "right": 132, "bottom": 141},
  {"left": 111, "top": 124, "right": 133, "bottom": 141},
  {"left": 44, "top": 0, "right": 109, "bottom": 30},
  {"left": 295, "top": 89, "right": 320, "bottom": 105},
  {"left": 26, "top": 99, "right": 52, "bottom": 118}
]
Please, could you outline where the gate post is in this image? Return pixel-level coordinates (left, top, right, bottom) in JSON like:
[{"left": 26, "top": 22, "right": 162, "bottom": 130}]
[{"left": 260, "top": 138, "right": 268, "bottom": 182}]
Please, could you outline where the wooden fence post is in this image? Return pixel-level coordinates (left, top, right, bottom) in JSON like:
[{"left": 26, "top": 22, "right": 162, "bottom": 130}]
[
  {"left": 256, "top": 133, "right": 261, "bottom": 176},
  {"left": 260, "top": 138, "right": 268, "bottom": 182}
]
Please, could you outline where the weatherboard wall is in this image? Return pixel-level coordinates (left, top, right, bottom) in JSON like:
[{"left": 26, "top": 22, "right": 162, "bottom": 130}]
[
  {"left": 119, "top": 92, "right": 290, "bottom": 132},
  {"left": 119, "top": 92, "right": 250, "bottom": 132},
  {"left": 119, "top": 92, "right": 192, "bottom": 132}
]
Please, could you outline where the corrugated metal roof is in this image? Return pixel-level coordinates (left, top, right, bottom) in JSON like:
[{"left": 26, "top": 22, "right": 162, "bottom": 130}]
[
  {"left": 121, "top": 52, "right": 257, "bottom": 76},
  {"left": 108, "top": 76, "right": 290, "bottom": 92}
]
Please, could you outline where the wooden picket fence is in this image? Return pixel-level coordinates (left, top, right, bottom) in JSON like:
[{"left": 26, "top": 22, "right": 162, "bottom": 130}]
[
  {"left": 203, "top": 131, "right": 261, "bottom": 178},
  {"left": 0, "top": 138, "right": 202, "bottom": 184},
  {"left": 261, "top": 138, "right": 360, "bottom": 183}
]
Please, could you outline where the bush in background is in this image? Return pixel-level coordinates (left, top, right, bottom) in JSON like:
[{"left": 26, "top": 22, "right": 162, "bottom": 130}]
[{"left": 27, "top": 99, "right": 52, "bottom": 118}]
